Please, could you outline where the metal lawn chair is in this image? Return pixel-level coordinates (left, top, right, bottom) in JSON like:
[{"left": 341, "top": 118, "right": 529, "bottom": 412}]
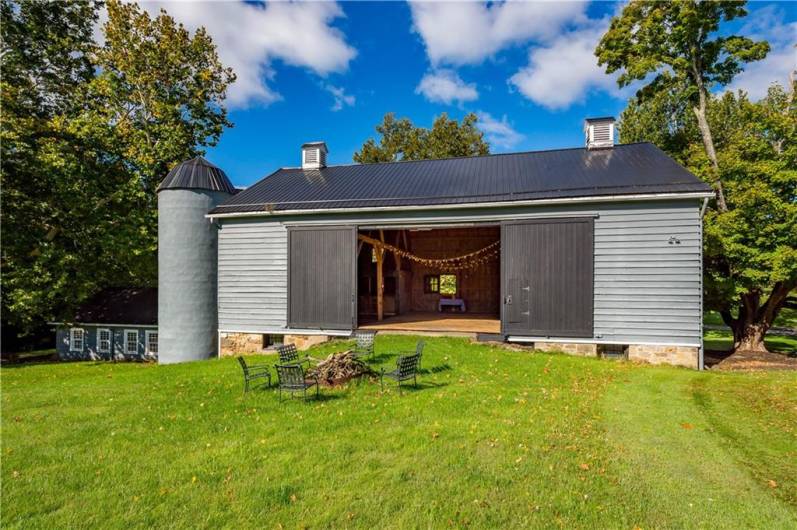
[
  {"left": 352, "top": 330, "right": 376, "bottom": 360},
  {"left": 380, "top": 353, "right": 421, "bottom": 394},
  {"left": 275, "top": 363, "right": 320, "bottom": 402},
  {"left": 237, "top": 356, "right": 272, "bottom": 393},
  {"left": 276, "top": 343, "right": 311, "bottom": 367}
]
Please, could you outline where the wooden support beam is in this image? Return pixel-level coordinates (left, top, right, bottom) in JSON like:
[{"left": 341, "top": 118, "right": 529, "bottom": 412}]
[{"left": 376, "top": 243, "right": 384, "bottom": 322}]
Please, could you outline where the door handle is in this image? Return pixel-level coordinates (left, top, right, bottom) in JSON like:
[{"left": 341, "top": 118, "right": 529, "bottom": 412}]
[{"left": 505, "top": 295, "right": 512, "bottom": 305}]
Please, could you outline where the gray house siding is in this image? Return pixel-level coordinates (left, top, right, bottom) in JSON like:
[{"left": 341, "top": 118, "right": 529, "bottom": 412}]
[
  {"left": 56, "top": 325, "right": 157, "bottom": 361},
  {"left": 217, "top": 220, "right": 288, "bottom": 332},
  {"left": 215, "top": 198, "right": 703, "bottom": 346}
]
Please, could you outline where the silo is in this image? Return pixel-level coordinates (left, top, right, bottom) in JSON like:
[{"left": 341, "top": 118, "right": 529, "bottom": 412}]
[{"left": 157, "top": 157, "right": 235, "bottom": 364}]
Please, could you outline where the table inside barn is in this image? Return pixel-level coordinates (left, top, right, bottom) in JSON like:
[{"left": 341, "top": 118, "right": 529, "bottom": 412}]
[{"left": 438, "top": 298, "right": 466, "bottom": 312}]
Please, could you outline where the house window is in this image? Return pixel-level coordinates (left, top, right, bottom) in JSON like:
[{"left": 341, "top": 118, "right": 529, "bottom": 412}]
[
  {"left": 145, "top": 330, "right": 158, "bottom": 356},
  {"left": 424, "top": 275, "right": 440, "bottom": 294},
  {"left": 97, "top": 329, "right": 111, "bottom": 353},
  {"left": 439, "top": 274, "right": 457, "bottom": 295},
  {"left": 124, "top": 330, "right": 139, "bottom": 355},
  {"left": 69, "top": 328, "right": 84, "bottom": 351}
]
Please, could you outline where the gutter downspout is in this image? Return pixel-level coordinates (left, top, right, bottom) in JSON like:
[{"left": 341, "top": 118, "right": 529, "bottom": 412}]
[{"left": 698, "top": 196, "right": 709, "bottom": 370}]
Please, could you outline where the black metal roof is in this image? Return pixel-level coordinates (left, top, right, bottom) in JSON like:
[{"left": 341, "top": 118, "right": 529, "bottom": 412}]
[
  {"left": 158, "top": 156, "right": 236, "bottom": 194},
  {"left": 210, "top": 142, "right": 712, "bottom": 214},
  {"left": 72, "top": 288, "right": 157, "bottom": 326}
]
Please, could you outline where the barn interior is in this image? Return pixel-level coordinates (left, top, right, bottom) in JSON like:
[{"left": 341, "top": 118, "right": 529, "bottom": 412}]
[{"left": 356, "top": 226, "right": 501, "bottom": 334}]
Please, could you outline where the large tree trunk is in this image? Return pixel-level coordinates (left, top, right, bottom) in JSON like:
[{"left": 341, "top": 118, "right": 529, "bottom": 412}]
[
  {"left": 692, "top": 87, "right": 728, "bottom": 212},
  {"left": 721, "top": 282, "right": 796, "bottom": 353}
]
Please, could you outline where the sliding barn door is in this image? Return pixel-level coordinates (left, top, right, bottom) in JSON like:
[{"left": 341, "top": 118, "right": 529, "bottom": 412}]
[
  {"left": 502, "top": 218, "right": 594, "bottom": 337},
  {"left": 288, "top": 226, "right": 356, "bottom": 330}
]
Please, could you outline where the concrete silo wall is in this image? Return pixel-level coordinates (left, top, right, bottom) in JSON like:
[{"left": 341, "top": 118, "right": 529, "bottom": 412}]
[{"left": 158, "top": 189, "right": 230, "bottom": 364}]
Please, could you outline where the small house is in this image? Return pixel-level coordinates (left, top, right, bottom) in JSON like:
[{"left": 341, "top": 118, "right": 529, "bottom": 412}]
[{"left": 53, "top": 288, "right": 158, "bottom": 361}]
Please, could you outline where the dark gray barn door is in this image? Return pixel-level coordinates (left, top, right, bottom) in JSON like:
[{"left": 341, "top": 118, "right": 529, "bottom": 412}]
[
  {"left": 288, "top": 226, "right": 355, "bottom": 330},
  {"left": 502, "top": 218, "right": 594, "bottom": 337}
]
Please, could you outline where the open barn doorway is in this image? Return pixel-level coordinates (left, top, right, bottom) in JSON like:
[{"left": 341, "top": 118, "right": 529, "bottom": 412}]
[{"left": 356, "top": 226, "right": 501, "bottom": 334}]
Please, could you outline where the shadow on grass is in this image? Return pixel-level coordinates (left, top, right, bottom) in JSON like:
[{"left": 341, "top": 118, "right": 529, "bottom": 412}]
[
  {"left": 275, "top": 392, "right": 342, "bottom": 404},
  {"left": 420, "top": 363, "right": 452, "bottom": 375}
]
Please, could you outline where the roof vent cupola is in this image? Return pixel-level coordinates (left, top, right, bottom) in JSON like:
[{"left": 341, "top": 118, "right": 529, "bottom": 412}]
[
  {"left": 584, "top": 117, "right": 616, "bottom": 150},
  {"left": 301, "top": 141, "right": 328, "bottom": 170}
]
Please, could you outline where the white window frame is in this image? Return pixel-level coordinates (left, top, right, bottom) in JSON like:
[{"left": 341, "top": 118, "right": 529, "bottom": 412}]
[
  {"left": 145, "top": 330, "right": 158, "bottom": 356},
  {"left": 69, "top": 328, "right": 85, "bottom": 352},
  {"left": 124, "top": 329, "right": 139, "bottom": 355},
  {"left": 97, "top": 328, "right": 112, "bottom": 354}
]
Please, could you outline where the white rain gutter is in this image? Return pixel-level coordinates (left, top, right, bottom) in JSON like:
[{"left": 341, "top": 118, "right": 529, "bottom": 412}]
[{"left": 206, "top": 191, "right": 715, "bottom": 220}]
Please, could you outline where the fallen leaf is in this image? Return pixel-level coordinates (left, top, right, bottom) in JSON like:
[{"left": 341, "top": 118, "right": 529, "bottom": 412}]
[
  {"left": 768, "top": 480, "right": 778, "bottom": 489},
  {"left": 680, "top": 423, "right": 693, "bottom": 430},
  {"left": 579, "top": 463, "right": 590, "bottom": 471}
]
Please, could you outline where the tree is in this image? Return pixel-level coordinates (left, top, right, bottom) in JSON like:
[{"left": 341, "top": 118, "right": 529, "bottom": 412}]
[
  {"left": 1, "top": 0, "right": 234, "bottom": 332},
  {"left": 596, "top": 0, "right": 769, "bottom": 211},
  {"left": 618, "top": 83, "right": 796, "bottom": 352},
  {"left": 1, "top": 0, "right": 103, "bottom": 331},
  {"left": 353, "top": 112, "right": 489, "bottom": 163}
]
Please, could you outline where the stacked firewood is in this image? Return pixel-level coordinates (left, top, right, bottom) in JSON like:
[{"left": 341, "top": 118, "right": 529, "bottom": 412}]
[{"left": 309, "top": 350, "right": 375, "bottom": 386}]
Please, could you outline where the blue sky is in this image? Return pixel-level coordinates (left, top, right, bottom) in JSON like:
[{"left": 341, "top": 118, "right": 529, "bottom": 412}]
[{"left": 135, "top": 1, "right": 796, "bottom": 188}]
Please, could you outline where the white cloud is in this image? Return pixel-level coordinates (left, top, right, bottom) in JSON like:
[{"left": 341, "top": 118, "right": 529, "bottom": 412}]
[
  {"left": 98, "top": 1, "right": 357, "bottom": 108},
  {"left": 509, "top": 20, "right": 621, "bottom": 110},
  {"left": 476, "top": 111, "right": 524, "bottom": 150},
  {"left": 409, "top": 1, "right": 586, "bottom": 66},
  {"left": 726, "top": 8, "right": 796, "bottom": 100},
  {"left": 324, "top": 84, "right": 355, "bottom": 111},
  {"left": 415, "top": 69, "right": 478, "bottom": 105}
]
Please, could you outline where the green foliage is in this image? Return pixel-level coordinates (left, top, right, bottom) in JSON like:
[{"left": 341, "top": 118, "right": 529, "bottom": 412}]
[
  {"left": 621, "top": 83, "right": 797, "bottom": 333},
  {"left": 353, "top": 112, "right": 489, "bottom": 163},
  {"left": 439, "top": 274, "right": 457, "bottom": 296},
  {"left": 603, "top": 1, "right": 792, "bottom": 349},
  {"left": 703, "top": 86, "right": 797, "bottom": 301},
  {"left": 2, "top": 336, "right": 796, "bottom": 527},
  {"left": 596, "top": 1, "right": 769, "bottom": 104},
  {"left": 1, "top": 0, "right": 234, "bottom": 331}
]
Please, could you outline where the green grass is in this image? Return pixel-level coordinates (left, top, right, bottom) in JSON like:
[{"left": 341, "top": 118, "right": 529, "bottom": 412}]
[
  {"left": 704, "top": 308, "right": 797, "bottom": 329},
  {"left": 3, "top": 336, "right": 796, "bottom": 528}
]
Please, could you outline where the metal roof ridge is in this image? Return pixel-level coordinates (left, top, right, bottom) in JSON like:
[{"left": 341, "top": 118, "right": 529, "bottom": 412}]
[{"left": 278, "top": 142, "right": 654, "bottom": 171}]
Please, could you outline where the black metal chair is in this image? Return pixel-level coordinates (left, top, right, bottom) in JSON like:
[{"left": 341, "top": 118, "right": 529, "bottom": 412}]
[
  {"left": 380, "top": 353, "right": 421, "bottom": 394},
  {"left": 275, "top": 363, "right": 320, "bottom": 402},
  {"left": 276, "top": 344, "right": 311, "bottom": 367},
  {"left": 237, "top": 357, "right": 272, "bottom": 393},
  {"left": 410, "top": 340, "right": 425, "bottom": 369},
  {"left": 352, "top": 330, "right": 376, "bottom": 360}
]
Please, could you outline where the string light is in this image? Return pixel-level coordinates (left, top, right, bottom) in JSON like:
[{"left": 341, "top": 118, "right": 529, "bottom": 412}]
[{"left": 366, "top": 239, "right": 500, "bottom": 272}]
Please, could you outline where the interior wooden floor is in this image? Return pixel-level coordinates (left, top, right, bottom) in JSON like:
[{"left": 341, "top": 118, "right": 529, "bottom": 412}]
[{"left": 359, "top": 311, "right": 500, "bottom": 334}]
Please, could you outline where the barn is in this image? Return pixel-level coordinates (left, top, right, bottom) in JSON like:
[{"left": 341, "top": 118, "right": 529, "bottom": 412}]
[{"left": 205, "top": 118, "right": 714, "bottom": 369}]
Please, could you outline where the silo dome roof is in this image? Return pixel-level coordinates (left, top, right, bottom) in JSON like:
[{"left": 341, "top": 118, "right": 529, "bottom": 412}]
[{"left": 158, "top": 156, "right": 236, "bottom": 194}]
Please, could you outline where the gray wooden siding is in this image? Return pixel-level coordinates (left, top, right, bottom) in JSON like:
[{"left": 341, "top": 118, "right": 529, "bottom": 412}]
[
  {"left": 216, "top": 199, "right": 702, "bottom": 346},
  {"left": 217, "top": 219, "right": 288, "bottom": 332}
]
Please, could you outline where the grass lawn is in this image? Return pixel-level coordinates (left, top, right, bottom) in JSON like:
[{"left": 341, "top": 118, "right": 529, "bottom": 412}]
[
  {"left": 704, "top": 308, "right": 797, "bottom": 329},
  {"left": 3, "top": 336, "right": 796, "bottom": 528}
]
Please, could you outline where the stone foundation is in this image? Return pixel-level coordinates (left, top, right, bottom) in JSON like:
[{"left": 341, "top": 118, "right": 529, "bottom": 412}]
[
  {"left": 532, "top": 341, "right": 698, "bottom": 368},
  {"left": 220, "top": 333, "right": 264, "bottom": 357},
  {"left": 219, "top": 332, "right": 332, "bottom": 356},
  {"left": 628, "top": 344, "right": 698, "bottom": 368},
  {"left": 534, "top": 342, "right": 598, "bottom": 357},
  {"left": 285, "top": 334, "right": 329, "bottom": 351}
]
